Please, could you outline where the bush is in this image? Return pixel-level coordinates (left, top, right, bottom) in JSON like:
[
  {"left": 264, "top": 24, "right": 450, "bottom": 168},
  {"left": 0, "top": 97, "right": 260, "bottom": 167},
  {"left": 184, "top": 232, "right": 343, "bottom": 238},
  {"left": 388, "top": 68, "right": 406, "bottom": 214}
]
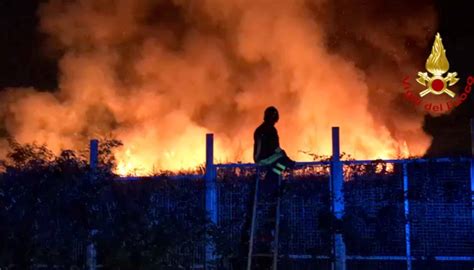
[{"left": 0, "top": 141, "right": 213, "bottom": 269}]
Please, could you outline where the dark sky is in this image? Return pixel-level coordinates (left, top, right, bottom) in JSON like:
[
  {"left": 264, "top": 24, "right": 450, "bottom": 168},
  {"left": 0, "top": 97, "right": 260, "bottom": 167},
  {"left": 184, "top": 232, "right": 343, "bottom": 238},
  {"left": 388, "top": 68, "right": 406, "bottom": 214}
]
[
  {"left": 0, "top": 0, "right": 472, "bottom": 157},
  {"left": 424, "top": 0, "right": 474, "bottom": 157},
  {"left": 0, "top": 0, "right": 57, "bottom": 90}
]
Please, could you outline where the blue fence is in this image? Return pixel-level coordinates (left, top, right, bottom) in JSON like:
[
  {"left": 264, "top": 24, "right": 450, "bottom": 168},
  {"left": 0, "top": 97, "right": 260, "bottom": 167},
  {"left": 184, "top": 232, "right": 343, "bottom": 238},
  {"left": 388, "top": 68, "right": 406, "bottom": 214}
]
[
  {"left": 208, "top": 161, "right": 473, "bottom": 270},
  {"left": 80, "top": 126, "right": 474, "bottom": 270},
  {"left": 201, "top": 127, "right": 474, "bottom": 270}
]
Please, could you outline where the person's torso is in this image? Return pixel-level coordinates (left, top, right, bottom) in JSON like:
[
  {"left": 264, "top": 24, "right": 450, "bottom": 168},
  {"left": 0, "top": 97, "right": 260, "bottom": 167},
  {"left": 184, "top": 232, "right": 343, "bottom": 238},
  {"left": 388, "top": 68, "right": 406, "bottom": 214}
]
[{"left": 254, "top": 122, "right": 280, "bottom": 161}]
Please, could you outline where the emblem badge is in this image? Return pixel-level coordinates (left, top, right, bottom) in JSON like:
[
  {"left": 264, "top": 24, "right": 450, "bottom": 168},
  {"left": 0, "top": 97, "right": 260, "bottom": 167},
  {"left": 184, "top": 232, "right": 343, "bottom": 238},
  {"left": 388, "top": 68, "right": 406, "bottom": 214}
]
[{"left": 417, "top": 33, "right": 459, "bottom": 98}]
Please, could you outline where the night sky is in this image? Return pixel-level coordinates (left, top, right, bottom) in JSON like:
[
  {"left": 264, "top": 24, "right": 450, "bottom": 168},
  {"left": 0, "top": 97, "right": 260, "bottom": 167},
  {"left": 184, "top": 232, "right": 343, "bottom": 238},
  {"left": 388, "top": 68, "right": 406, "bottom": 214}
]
[
  {"left": 424, "top": 0, "right": 474, "bottom": 157},
  {"left": 0, "top": 0, "right": 472, "bottom": 157}
]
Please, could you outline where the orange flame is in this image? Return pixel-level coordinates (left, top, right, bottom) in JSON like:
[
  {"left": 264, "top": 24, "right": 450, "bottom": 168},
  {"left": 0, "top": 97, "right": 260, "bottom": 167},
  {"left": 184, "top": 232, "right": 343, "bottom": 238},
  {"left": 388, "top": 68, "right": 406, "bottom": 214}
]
[{"left": 0, "top": 0, "right": 434, "bottom": 176}]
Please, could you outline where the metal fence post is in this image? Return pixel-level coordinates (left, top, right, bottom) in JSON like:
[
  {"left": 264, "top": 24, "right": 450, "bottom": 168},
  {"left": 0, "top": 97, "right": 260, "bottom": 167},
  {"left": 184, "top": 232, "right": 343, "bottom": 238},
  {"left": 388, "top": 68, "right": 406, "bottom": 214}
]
[
  {"left": 205, "top": 134, "right": 217, "bottom": 268},
  {"left": 403, "top": 162, "right": 412, "bottom": 270},
  {"left": 90, "top": 139, "right": 99, "bottom": 173},
  {"left": 87, "top": 139, "right": 99, "bottom": 270},
  {"left": 331, "top": 127, "right": 346, "bottom": 270},
  {"left": 470, "top": 119, "right": 474, "bottom": 226}
]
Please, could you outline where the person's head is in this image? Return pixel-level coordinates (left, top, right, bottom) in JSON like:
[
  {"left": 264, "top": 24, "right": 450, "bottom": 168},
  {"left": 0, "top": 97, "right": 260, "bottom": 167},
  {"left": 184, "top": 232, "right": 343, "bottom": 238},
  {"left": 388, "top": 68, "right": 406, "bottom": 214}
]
[{"left": 264, "top": 106, "right": 279, "bottom": 124}]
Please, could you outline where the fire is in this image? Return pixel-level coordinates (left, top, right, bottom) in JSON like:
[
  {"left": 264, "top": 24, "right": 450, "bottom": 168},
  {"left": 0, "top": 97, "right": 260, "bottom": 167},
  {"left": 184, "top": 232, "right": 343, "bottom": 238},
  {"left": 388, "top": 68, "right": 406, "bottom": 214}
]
[
  {"left": 116, "top": 149, "right": 142, "bottom": 176},
  {"left": 0, "top": 0, "right": 436, "bottom": 176},
  {"left": 398, "top": 141, "right": 411, "bottom": 158},
  {"left": 114, "top": 136, "right": 412, "bottom": 176},
  {"left": 115, "top": 147, "right": 204, "bottom": 176},
  {"left": 114, "top": 133, "right": 209, "bottom": 176}
]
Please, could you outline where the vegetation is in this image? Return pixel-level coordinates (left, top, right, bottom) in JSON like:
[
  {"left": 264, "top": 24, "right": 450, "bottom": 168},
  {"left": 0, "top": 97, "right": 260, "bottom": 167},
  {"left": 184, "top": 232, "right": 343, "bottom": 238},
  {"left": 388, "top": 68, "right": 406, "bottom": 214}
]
[
  {"left": 0, "top": 142, "right": 467, "bottom": 269},
  {"left": 0, "top": 140, "right": 214, "bottom": 269}
]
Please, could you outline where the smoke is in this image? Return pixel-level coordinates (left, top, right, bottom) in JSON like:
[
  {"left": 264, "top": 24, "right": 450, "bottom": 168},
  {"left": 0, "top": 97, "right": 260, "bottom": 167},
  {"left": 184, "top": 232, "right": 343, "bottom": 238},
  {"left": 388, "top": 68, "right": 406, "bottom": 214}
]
[{"left": 0, "top": 0, "right": 437, "bottom": 174}]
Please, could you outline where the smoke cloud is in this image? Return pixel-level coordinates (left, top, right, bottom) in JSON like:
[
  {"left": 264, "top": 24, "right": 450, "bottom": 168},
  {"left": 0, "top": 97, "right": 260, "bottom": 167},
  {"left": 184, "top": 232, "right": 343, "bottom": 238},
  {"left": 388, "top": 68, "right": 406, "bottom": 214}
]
[{"left": 0, "top": 0, "right": 437, "bottom": 174}]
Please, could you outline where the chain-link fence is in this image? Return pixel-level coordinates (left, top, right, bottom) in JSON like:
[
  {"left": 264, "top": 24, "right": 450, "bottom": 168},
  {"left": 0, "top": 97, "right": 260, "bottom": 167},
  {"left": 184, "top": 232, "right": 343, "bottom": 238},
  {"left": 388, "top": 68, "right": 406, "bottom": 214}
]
[
  {"left": 5, "top": 160, "right": 470, "bottom": 269},
  {"left": 211, "top": 159, "right": 473, "bottom": 270}
]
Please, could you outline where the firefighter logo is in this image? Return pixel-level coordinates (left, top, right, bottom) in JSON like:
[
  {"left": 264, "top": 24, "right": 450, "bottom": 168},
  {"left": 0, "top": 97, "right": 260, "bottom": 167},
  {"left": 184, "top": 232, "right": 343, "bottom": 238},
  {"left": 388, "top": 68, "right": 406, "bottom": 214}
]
[{"left": 416, "top": 33, "right": 459, "bottom": 98}]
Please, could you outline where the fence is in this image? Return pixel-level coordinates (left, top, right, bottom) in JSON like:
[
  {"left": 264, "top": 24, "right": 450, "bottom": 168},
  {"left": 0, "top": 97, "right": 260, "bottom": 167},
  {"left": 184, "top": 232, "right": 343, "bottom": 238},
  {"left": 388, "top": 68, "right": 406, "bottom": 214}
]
[
  {"left": 201, "top": 125, "right": 474, "bottom": 270},
  {"left": 82, "top": 122, "right": 474, "bottom": 270}
]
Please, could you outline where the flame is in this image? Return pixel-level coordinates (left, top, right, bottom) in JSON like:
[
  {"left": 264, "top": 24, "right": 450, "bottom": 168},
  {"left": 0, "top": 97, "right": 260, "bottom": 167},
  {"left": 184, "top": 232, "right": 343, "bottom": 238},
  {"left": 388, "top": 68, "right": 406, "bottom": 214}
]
[
  {"left": 426, "top": 33, "right": 450, "bottom": 76},
  {"left": 114, "top": 133, "right": 209, "bottom": 175},
  {"left": 116, "top": 148, "right": 145, "bottom": 176},
  {"left": 0, "top": 0, "right": 435, "bottom": 176},
  {"left": 398, "top": 140, "right": 411, "bottom": 158}
]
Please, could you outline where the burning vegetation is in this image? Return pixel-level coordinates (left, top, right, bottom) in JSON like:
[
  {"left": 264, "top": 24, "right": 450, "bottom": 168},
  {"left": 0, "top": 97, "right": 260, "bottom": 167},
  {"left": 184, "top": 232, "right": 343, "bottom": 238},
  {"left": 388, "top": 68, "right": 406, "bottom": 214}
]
[{"left": 0, "top": 0, "right": 437, "bottom": 175}]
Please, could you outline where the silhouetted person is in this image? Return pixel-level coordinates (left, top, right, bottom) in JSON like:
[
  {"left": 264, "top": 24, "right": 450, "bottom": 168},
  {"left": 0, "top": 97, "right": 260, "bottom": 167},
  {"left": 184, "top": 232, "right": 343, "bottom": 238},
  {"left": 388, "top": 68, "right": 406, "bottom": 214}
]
[
  {"left": 235, "top": 106, "right": 295, "bottom": 269},
  {"left": 254, "top": 106, "right": 295, "bottom": 180}
]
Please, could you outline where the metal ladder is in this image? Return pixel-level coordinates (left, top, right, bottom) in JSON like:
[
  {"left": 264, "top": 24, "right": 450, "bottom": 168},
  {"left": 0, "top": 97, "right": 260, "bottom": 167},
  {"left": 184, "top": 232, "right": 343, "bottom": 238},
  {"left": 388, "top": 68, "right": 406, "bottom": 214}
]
[{"left": 246, "top": 170, "right": 282, "bottom": 270}]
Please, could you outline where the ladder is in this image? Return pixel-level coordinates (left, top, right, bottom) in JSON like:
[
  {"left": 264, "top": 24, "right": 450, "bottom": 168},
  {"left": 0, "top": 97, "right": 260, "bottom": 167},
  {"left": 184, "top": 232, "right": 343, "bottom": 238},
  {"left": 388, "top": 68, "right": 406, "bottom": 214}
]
[{"left": 246, "top": 169, "right": 282, "bottom": 270}]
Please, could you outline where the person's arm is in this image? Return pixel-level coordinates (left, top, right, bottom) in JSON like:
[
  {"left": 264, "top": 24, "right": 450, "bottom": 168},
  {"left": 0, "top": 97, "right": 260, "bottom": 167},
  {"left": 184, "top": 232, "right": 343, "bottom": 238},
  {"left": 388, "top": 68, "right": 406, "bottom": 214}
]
[
  {"left": 275, "top": 128, "right": 280, "bottom": 148},
  {"left": 273, "top": 128, "right": 296, "bottom": 167},
  {"left": 272, "top": 126, "right": 280, "bottom": 150},
  {"left": 254, "top": 133, "right": 262, "bottom": 163}
]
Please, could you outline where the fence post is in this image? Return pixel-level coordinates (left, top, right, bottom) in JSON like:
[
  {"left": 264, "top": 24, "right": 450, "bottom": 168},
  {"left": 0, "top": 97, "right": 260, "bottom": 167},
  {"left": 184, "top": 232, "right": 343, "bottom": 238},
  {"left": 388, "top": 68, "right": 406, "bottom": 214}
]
[
  {"left": 87, "top": 140, "right": 99, "bottom": 270},
  {"left": 403, "top": 162, "right": 412, "bottom": 270},
  {"left": 90, "top": 139, "right": 99, "bottom": 173},
  {"left": 205, "top": 134, "right": 217, "bottom": 268},
  {"left": 470, "top": 119, "right": 474, "bottom": 226},
  {"left": 330, "top": 127, "right": 346, "bottom": 270}
]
